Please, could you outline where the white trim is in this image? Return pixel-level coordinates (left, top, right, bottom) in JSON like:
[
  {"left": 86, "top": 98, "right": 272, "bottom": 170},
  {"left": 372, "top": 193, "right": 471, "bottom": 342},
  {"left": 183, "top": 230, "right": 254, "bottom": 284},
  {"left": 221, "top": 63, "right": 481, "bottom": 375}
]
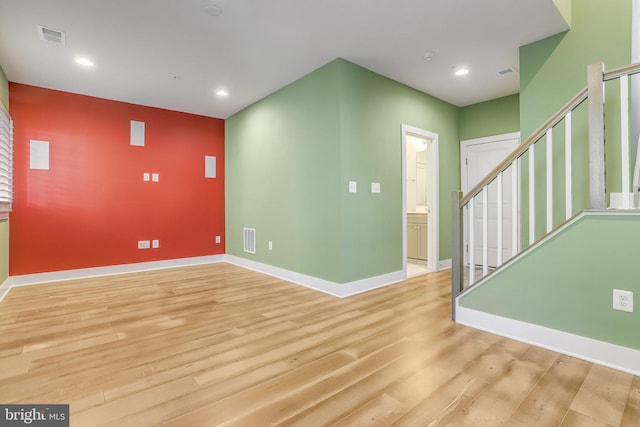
[
  {"left": 226, "top": 255, "right": 404, "bottom": 298},
  {"left": 456, "top": 304, "right": 640, "bottom": 376},
  {"left": 438, "top": 259, "right": 452, "bottom": 270},
  {"left": 460, "top": 131, "right": 521, "bottom": 148},
  {"left": 10, "top": 255, "right": 226, "bottom": 287},
  {"left": 0, "top": 277, "right": 10, "bottom": 303},
  {"left": 632, "top": 0, "right": 640, "bottom": 204},
  {"left": 3, "top": 253, "right": 407, "bottom": 300},
  {"left": 401, "top": 124, "right": 440, "bottom": 277}
]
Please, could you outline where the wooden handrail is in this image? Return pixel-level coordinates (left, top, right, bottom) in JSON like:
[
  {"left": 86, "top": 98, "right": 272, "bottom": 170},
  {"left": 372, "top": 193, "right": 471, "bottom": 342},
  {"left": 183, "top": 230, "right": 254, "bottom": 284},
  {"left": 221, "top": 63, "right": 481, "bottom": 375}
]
[
  {"left": 459, "top": 86, "right": 588, "bottom": 207},
  {"left": 603, "top": 62, "right": 640, "bottom": 80}
]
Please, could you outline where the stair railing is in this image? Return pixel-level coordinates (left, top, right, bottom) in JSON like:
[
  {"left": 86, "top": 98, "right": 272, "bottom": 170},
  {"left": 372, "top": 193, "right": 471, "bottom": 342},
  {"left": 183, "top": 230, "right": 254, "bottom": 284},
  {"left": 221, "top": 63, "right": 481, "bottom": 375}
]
[{"left": 451, "top": 61, "right": 640, "bottom": 320}]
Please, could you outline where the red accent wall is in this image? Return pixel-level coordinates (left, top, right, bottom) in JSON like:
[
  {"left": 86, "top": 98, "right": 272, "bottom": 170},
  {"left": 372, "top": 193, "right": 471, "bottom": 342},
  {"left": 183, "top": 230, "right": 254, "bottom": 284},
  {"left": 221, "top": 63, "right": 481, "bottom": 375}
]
[{"left": 9, "top": 83, "right": 225, "bottom": 275}]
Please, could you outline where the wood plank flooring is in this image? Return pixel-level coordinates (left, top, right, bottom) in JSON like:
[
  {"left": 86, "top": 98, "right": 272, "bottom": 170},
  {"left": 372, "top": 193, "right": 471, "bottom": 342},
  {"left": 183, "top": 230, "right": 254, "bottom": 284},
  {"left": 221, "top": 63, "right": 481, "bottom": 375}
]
[{"left": 0, "top": 263, "right": 638, "bottom": 426}]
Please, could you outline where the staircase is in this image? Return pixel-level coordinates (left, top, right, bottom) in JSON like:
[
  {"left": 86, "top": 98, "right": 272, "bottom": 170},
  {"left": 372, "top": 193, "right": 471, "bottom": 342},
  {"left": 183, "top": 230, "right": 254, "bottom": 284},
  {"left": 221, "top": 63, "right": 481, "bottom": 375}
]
[{"left": 451, "top": 61, "right": 640, "bottom": 320}]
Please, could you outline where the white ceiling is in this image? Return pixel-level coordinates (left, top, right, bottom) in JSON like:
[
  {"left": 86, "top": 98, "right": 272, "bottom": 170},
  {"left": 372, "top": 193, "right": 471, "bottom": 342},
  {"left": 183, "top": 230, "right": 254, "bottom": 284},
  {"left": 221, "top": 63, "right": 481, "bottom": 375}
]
[{"left": 0, "top": 0, "right": 569, "bottom": 119}]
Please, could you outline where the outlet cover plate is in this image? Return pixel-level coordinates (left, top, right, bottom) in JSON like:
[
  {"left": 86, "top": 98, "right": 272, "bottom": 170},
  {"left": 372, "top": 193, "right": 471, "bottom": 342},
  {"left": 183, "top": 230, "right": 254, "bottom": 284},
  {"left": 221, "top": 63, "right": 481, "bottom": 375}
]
[
  {"left": 613, "top": 289, "right": 634, "bottom": 312},
  {"left": 138, "top": 240, "right": 150, "bottom": 249}
]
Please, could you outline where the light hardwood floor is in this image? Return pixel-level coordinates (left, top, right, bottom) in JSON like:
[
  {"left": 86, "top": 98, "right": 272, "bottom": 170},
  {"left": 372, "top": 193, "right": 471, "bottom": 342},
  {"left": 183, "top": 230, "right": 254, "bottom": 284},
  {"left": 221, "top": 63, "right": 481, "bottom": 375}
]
[{"left": 0, "top": 263, "right": 638, "bottom": 426}]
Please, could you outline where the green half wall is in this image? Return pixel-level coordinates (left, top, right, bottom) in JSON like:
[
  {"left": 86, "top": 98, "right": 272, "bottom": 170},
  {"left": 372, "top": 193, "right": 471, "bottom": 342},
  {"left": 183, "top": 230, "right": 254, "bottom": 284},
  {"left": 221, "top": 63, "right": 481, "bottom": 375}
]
[{"left": 459, "top": 213, "right": 640, "bottom": 351}]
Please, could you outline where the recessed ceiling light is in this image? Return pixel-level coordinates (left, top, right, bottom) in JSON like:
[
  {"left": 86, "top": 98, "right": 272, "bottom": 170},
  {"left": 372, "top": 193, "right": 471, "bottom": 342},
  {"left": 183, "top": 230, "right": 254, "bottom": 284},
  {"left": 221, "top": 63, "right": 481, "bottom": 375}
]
[
  {"left": 75, "top": 57, "right": 94, "bottom": 67},
  {"left": 215, "top": 89, "right": 228, "bottom": 97},
  {"left": 454, "top": 67, "right": 469, "bottom": 76}
]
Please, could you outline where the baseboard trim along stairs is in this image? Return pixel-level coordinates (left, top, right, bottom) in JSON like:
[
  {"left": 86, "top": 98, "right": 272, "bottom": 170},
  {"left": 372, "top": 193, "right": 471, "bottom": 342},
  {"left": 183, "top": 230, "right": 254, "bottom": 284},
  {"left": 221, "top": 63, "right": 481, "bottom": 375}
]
[{"left": 456, "top": 303, "right": 640, "bottom": 377}]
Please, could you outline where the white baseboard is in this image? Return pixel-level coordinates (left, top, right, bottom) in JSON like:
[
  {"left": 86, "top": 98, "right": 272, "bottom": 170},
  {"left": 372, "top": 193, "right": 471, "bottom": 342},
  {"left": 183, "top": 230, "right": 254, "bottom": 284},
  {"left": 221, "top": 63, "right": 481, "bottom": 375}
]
[
  {"left": 438, "top": 259, "right": 452, "bottom": 270},
  {"left": 456, "top": 303, "right": 640, "bottom": 376},
  {"left": 9, "top": 255, "right": 227, "bottom": 287},
  {"left": 226, "top": 255, "right": 404, "bottom": 298},
  {"left": 0, "top": 277, "right": 10, "bottom": 303},
  {"left": 5, "top": 254, "right": 405, "bottom": 300}
]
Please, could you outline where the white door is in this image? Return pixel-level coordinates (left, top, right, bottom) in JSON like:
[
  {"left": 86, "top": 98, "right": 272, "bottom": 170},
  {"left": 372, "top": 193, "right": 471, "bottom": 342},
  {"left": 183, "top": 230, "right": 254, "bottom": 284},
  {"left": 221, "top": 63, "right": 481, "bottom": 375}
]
[{"left": 461, "top": 133, "right": 520, "bottom": 267}]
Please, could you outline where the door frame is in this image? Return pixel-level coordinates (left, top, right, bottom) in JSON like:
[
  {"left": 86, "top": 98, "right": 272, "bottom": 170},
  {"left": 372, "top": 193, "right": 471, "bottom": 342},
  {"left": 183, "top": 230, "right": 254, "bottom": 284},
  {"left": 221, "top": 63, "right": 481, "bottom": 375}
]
[
  {"left": 632, "top": 0, "right": 639, "bottom": 166},
  {"left": 401, "top": 124, "right": 439, "bottom": 276},
  {"left": 460, "top": 132, "right": 521, "bottom": 265}
]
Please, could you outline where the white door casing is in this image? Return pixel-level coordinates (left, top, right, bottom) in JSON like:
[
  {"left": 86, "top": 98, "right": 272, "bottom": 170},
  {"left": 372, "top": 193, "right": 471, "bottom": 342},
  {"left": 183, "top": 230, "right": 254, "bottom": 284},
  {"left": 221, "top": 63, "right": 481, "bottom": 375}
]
[{"left": 401, "top": 124, "right": 439, "bottom": 275}]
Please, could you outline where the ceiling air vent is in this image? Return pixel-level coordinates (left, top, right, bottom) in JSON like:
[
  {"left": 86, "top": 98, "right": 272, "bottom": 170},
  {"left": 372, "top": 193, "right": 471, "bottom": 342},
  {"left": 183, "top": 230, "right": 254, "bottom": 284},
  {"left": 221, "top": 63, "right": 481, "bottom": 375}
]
[
  {"left": 497, "top": 67, "right": 518, "bottom": 77},
  {"left": 37, "top": 25, "right": 66, "bottom": 45}
]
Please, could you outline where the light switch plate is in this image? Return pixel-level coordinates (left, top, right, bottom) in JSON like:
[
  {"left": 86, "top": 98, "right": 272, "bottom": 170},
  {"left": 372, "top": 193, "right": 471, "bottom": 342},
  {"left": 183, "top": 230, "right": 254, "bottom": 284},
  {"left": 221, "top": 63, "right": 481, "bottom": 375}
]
[
  {"left": 371, "top": 182, "right": 381, "bottom": 193},
  {"left": 143, "top": 172, "right": 150, "bottom": 182},
  {"left": 349, "top": 181, "right": 357, "bottom": 193},
  {"left": 152, "top": 240, "right": 159, "bottom": 248}
]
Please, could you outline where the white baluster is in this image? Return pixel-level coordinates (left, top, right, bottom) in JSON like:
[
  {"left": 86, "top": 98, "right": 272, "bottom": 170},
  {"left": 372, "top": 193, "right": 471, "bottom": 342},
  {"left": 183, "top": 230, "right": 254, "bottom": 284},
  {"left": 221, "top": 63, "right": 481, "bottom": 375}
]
[
  {"left": 529, "top": 145, "right": 535, "bottom": 245},
  {"left": 482, "top": 185, "right": 488, "bottom": 277},
  {"left": 497, "top": 172, "right": 503, "bottom": 266},
  {"left": 512, "top": 159, "right": 518, "bottom": 256},
  {"left": 546, "top": 129, "right": 553, "bottom": 233},
  {"left": 468, "top": 200, "right": 475, "bottom": 285},
  {"left": 565, "top": 111, "right": 572, "bottom": 219},
  {"left": 621, "top": 75, "right": 630, "bottom": 209}
]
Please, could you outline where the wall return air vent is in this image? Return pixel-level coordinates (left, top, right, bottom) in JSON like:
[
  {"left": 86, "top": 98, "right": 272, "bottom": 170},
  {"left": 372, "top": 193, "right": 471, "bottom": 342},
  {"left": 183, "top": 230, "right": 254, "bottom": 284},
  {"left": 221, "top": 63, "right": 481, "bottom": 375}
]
[
  {"left": 243, "top": 228, "right": 256, "bottom": 254},
  {"left": 37, "top": 25, "right": 66, "bottom": 45}
]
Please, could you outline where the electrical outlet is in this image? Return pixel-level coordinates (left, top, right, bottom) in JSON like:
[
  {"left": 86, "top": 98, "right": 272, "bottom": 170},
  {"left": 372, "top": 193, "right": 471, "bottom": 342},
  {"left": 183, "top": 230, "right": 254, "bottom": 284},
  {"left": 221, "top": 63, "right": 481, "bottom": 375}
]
[
  {"left": 152, "top": 240, "right": 159, "bottom": 248},
  {"left": 152, "top": 173, "right": 159, "bottom": 182},
  {"left": 268, "top": 241, "right": 273, "bottom": 251},
  {"left": 613, "top": 289, "right": 634, "bottom": 312},
  {"left": 143, "top": 173, "right": 150, "bottom": 182},
  {"left": 215, "top": 235, "right": 221, "bottom": 244},
  {"left": 138, "top": 240, "right": 150, "bottom": 249}
]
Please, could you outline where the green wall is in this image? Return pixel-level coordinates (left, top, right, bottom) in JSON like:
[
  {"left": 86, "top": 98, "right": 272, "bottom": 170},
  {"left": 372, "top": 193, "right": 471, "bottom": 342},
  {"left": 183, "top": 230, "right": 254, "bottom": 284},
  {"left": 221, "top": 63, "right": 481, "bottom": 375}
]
[
  {"left": 0, "top": 66, "right": 8, "bottom": 111},
  {"left": 458, "top": 94, "right": 520, "bottom": 141},
  {"left": 226, "top": 59, "right": 459, "bottom": 284},
  {"left": 225, "top": 61, "right": 343, "bottom": 282},
  {"left": 519, "top": 0, "right": 632, "bottom": 245},
  {"left": 460, "top": 214, "right": 640, "bottom": 350},
  {"left": 337, "top": 60, "right": 459, "bottom": 282},
  {"left": 553, "top": 0, "right": 572, "bottom": 27},
  {"left": 0, "top": 65, "right": 8, "bottom": 284},
  {"left": 520, "top": 0, "right": 631, "bottom": 139}
]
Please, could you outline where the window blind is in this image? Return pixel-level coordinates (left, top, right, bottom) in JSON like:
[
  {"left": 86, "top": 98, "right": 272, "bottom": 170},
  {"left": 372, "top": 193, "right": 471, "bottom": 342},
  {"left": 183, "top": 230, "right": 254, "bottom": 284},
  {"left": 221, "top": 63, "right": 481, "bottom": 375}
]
[{"left": 0, "top": 102, "right": 13, "bottom": 212}]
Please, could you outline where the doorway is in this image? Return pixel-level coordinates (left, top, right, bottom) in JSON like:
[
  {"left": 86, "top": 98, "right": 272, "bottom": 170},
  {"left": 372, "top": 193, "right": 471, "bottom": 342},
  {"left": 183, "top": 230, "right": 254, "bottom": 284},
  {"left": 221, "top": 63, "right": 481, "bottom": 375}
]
[
  {"left": 460, "top": 132, "right": 520, "bottom": 267},
  {"left": 401, "top": 124, "right": 439, "bottom": 277}
]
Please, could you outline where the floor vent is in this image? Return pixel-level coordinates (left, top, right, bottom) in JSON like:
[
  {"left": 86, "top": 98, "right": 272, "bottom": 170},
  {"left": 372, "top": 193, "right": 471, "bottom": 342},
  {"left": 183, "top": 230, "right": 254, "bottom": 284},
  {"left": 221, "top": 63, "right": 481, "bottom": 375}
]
[
  {"left": 37, "top": 25, "right": 66, "bottom": 45},
  {"left": 243, "top": 228, "right": 256, "bottom": 254}
]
